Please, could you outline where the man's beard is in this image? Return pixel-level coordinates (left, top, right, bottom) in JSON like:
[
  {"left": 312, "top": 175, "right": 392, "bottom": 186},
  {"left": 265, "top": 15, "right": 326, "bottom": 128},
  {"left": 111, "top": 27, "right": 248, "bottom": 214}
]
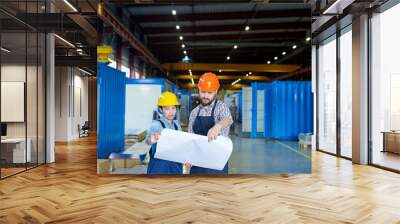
[{"left": 201, "top": 96, "right": 215, "bottom": 106}]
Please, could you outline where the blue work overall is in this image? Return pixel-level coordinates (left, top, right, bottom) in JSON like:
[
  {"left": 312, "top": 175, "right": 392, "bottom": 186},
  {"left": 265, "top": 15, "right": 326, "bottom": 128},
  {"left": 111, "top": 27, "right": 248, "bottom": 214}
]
[
  {"left": 147, "top": 120, "right": 183, "bottom": 175},
  {"left": 190, "top": 100, "right": 229, "bottom": 175}
]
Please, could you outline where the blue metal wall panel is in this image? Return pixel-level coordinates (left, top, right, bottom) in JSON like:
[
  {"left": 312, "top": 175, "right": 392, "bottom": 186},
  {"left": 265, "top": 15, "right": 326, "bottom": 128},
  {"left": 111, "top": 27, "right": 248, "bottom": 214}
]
[
  {"left": 97, "top": 63, "right": 126, "bottom": 159},
  {"left": 262, "top": 81, "right": 313, "bottom": 140}
]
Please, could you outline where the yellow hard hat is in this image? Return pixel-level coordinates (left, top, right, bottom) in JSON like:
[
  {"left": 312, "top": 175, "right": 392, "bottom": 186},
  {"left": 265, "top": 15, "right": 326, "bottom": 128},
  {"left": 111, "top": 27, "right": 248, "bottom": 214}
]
[{"left": 158, "top": 91, "right": 180, "bottom": 107}]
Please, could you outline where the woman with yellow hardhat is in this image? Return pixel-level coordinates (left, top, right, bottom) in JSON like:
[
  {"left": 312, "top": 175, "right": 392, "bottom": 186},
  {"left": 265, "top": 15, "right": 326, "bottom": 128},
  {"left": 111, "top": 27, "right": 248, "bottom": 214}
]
[{"left": 145, "top": 91, "right": 183, "bottom": 174}]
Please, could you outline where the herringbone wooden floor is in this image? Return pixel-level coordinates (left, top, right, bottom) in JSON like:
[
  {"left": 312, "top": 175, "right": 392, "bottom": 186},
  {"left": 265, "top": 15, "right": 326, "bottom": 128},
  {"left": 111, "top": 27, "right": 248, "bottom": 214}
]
[{"left": 1, "top": 136, "right": 400, "bottom": 224}]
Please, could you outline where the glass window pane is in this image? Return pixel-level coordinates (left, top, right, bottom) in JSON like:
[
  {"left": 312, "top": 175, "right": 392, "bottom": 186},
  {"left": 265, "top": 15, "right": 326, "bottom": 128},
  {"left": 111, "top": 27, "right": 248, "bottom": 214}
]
[
  {"left": 318, "top": 36, "right": 337, "bottom": 154},
  {"left": 371, "top": 3, "right": 400, "bottom": 171},
  {"left": 27, "top": 31, "right": 38, "bottom": 169},
  {"left": 1, "top": 30, "right": 28, "bottom": 177},
  {"left": 340, "top": 28, "right": 352, "bottom": 158},
  {"left": 38, "top": 32, "right": 45, "bottom": 165}
]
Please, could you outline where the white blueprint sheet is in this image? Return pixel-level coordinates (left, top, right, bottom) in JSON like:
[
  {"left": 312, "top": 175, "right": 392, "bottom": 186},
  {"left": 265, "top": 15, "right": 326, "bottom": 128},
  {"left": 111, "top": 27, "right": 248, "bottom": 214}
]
[{"left": 155, "top": 129, "right": 233, "bottom": 170}]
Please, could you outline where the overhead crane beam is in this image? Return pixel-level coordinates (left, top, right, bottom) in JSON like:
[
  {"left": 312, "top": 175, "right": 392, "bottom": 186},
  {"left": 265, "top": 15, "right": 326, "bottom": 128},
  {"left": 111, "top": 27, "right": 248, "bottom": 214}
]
[
  {"left": 173, "top": 75, "right": 270, "bottom": 81},
  {"left": 162, "top": 63, "right": 301, "bottom": 73},
  {"left": 181, "top": 83, "right": 245, "bottom": 90}
]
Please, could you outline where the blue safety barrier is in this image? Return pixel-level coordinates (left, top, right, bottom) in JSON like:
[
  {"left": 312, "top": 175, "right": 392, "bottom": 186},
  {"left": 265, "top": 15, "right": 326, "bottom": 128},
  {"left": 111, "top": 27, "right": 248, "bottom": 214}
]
[
  {"left": 249, "top": 81, "right": 313, "bottom": 140},
  {"left": 97, "top": 63, "right": 126, "bottom": 159},
  {"left": 263, "top": 81, "right": 313, "bottom": 140}
]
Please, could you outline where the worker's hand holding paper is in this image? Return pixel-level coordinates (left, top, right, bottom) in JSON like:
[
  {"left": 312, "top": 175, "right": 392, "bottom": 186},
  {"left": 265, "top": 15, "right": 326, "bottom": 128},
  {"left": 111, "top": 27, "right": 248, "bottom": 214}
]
[{"left": 155, "top": 129, "right": 233, "bottom": 170}]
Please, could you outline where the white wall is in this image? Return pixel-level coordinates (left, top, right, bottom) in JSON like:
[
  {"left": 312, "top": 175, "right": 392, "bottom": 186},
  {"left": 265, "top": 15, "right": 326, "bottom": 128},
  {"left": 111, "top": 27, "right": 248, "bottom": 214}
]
[
  {"left": 54, "top": 67, "right": 89, "bottom": 141},
  {"left": 125, "top": 84, "right": 162, "bottom": 134}
]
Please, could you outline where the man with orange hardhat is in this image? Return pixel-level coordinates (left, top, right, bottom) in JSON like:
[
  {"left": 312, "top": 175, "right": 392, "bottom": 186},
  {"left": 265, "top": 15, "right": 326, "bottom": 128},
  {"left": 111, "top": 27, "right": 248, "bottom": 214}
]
[{"left": 186, "top": 72, "right": 233, "bottom": 175}]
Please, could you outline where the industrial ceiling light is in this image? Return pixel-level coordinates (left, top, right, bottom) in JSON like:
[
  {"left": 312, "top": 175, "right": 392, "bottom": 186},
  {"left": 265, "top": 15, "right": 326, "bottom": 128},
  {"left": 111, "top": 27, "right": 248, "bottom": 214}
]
[
  {"left": 274, "top": 56, "right": 278, "bottom": 60},
  {"left": 292, "top": 45, "right": 297, "bottom": 49},
  {"left": 249, "top": 72, "right": 252, "bottom": 75},
  {"left": 1, "top": 47, "right": 11, "bottom": 53},
  {"left": 183, "top": 55, "right": 190, "bottom": 62},
  {"left": 267, "top": 61, "right": 271, "bottom": 64},
  {"left": 183, "top": 50, "right": 187, "bottom": 54},
  {"left": 172, "top": 10, "right": 177, "bottom": 15},
  {"left": 226, "top": 56, "right": 230, "bottom": 60},
  {"left": 219, "top": 69, "right": 222, "bottom": 73},
  {"left": 176, "top": 25, "right": 180, "bottom": 30},
  {"left": 282, "top": 51, "right": 286, "bottom": 55},
  {"left": 306, "top": 37, "right": 311, "bottom": 42},
  {"left": 246, "top": 73, "right": 249, "bottom": 77},
  {"left": 322, "top": 0, "right": 350, "bottom": 15},
  {"left": 54, "top": 34, "right": 75, "bottom": 48},
  {"left": 63, "top": 0, "right": 78, "bottom": 12},
  {"left": 232, "top": 78, "right": 241, "bottom": 85},
  {"left": 179, "top": 36, "right": 183, "bottom": 40},
  {"left": 181, "top": 44, "right": 185, "bottom": 48},
  {"left": 78, "top": 67, "right": 92, "bottom": 76},
  {"left": 234, "top": 45, "right": 238, "bottom": 49},
  {"left": 191, "top": 78, "right": 195, "bottom": 85},
  {"left": 245, "top": 26, "right": 250, "bottom": 31}
]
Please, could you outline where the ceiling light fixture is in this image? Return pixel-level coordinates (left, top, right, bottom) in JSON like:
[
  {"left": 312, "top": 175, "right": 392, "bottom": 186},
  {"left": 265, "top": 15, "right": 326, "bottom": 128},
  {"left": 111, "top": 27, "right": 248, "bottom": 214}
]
[
  {"left": 234, "top": 45, "right": 238, "bottom": 49},
  {"left": 78, "top": 67, "right": 92, "bottom": 76},
  {"left": 179, "top": 36, "right": 183, "bottom": 40},
  {"left": 245, "top": 26, "right": 250, "bottom": 31},
  {"left": 1, "top": 47, "right": 11, "bottom": 53},
  {"left": 181, "top": 44, "right": 185, "bottom": 48},
  {"left": 176, "top": 25, "right": 180, "bottom": 30},
  {"left": 232, "top": 78, "right": 241, "bottom": 85},
  {"left": 267, "top": 61, "right": 271, "bottom": 64},
  {"left": 226, "top": 56, "right": 230, "bottom": 60},
  {"left": 63, "top": 0, "right": 78, "bottom": 12},
  {"left": 219, "top": 69, "right": 222, "bottom": 73},
  {"left": 292, "top": 45, "right": 297, "bottom": 49},
  {"left": 274, "top": 56, "right": 278, "bottom": 60},
  {"left": 306, "top": 37, "right": 311, "bottom": 42},
  {"left": 54, "top": 34, "right": 75, "bottom": 48},
  {"left": 282, "top": 51, "right": 286, "bottom": 55},
  {"left": 183, "top": 50, "right": 187, "bottom": 54},
  {"left": 172, "top": 10, "right": 177, "bottom": 15},
  {"left": 191, "top": 78, "right": 195, "bottom": 85}
]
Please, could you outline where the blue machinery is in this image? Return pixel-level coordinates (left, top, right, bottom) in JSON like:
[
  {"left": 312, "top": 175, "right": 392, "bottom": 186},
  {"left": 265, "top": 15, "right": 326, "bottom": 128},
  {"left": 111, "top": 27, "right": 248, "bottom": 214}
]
[
  {"left": 125, "top": 78, "right": 177, "bottom": 93},
  {"left": 98, "top": 63, "right": 187, "bottom": 159}
]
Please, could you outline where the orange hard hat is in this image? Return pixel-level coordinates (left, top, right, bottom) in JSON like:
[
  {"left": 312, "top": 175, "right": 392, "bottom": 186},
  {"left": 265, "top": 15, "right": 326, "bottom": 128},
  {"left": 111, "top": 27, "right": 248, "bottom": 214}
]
[{"left": 197, "top": 72, "right": 220, "bottom": 92}]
